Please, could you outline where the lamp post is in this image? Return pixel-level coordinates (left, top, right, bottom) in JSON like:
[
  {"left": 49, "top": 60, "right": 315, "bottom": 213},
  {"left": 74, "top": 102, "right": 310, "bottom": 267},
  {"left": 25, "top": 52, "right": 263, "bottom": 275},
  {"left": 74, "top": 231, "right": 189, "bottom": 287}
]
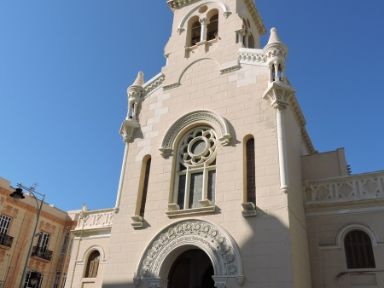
[{"left": 10, "top": 184, "right": 45, "bottom": 288}]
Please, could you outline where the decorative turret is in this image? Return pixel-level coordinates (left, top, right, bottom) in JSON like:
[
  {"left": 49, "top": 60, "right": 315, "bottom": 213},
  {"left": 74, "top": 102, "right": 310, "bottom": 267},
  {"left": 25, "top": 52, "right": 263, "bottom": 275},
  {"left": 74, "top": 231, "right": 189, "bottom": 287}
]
[
  {"left": 263, "top": 28, "right": 293, "bottom": 109},
  {"left": 262, "top": 28, "right": 294, "bottom": 194},
  {"left": 120, "top": 72, "right": 145, "bottom": 142},
  {"left": 264, "top": 28, "right": 288, "bottom": 84},
  {"left": 127, "top": 71, "right": 145, "bottom": 120}
]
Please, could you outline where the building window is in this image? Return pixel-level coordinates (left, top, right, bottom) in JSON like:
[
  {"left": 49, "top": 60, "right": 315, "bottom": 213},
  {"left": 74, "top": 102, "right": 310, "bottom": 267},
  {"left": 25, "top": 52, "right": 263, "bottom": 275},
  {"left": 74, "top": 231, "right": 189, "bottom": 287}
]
[
  {"left": 344, "top": 230, "right": 376, "bottom": 269},
  {"left": 85, "top": 250, "right": 100, "bottom": 278},
  {"left": 139, "top": 156, "right": 151, "bottom": 217},
  {"left": 37, "top": 232, "right": 50, "bottom": 252},
  {"left": 24, "top": 271, "right": 43, "bottom": 288},
  {"left": 0, "top": 215, "right": 11, "bottom": 235},
  {"left": 245, "top": 137, "right": 256, "bottom": 204},
  {"left": 207, "top": 12, "right": 218, "bottom": 41},
  {"left": 175, "top": 126, "right": 217, "bottom": 209},
  {"left": 189, "top": 16, "right": 201, "bottom": 46}
]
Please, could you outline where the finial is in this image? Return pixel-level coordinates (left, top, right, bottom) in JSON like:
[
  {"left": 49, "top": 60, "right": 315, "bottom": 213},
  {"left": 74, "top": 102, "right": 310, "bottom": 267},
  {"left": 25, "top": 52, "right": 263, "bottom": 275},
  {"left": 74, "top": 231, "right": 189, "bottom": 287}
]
[
  {"left": 132, "top": 71, "right": 145, "bottom": 87},
  {"left": 266, "top": 27, "right": 283, "bottom": 46},
  {"left": 82, "top": 203, "right": 88, "bottom": 212}
]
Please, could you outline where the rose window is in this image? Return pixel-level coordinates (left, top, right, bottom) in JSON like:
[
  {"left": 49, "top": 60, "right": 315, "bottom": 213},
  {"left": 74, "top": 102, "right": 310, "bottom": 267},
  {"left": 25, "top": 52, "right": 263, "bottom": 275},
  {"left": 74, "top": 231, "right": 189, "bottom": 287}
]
[{"left": 179, "top": 127, "right": 217, "bottom": 168}]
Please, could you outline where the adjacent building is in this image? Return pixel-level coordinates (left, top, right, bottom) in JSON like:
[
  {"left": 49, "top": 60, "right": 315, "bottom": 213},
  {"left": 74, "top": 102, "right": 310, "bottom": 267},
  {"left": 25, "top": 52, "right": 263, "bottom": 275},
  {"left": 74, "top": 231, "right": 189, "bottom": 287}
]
[{"left": 0, "top": 178, "right": 73, "bottom": 288}]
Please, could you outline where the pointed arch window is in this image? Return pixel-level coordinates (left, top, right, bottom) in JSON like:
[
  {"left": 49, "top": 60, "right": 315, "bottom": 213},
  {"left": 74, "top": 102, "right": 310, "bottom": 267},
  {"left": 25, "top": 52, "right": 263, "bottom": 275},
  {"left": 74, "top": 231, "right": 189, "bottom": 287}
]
[
  {"left": 174, "top": 126, "right": 217, "bottom": 210},
  {"left": 85, "top": 250, "right": 100, "bottom": 278},
  {"left": 344, "top": 230, "right": 375, "bottom": 269},
  {"left": 207, "top": 12, "right": 219, "bottom": 41}
]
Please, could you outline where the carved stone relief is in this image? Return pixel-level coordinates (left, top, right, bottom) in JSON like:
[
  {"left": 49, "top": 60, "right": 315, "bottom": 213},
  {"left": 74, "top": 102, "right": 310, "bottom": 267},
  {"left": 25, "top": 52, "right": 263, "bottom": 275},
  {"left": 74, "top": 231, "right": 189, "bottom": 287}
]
[{"left": 135, "top": 219, "right": 244, "bottom": 288}]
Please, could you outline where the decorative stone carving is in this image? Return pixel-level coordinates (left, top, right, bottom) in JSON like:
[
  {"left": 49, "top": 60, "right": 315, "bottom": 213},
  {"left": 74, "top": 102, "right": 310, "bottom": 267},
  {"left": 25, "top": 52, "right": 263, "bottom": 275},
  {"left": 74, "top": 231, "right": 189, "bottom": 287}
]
[
  {"left": 75, "top": 209, "right": 114, "bottom": 231},
  {"left": 120, "top": 118, "right": 140, "bottom": 143},
  {"left": 305, "top": 172, "right": 384, "bottom": 205},
  {"left": 135, "top": 219, "right": 244, "bottom": 287},
  {"left": 262, "top": 81, "right": 295, "bottom": 110},
  {"left": 159, "top": 110, "right": 232, "bottom": 158},
  {"left": 143, "top": 73, "right": 165, "bottom": 96},
  {"left": 167, "top": 0, "right": 200, "bottom": 9},
  {"left": 238, "top": 48, "right": 267, "bottom": 65}
]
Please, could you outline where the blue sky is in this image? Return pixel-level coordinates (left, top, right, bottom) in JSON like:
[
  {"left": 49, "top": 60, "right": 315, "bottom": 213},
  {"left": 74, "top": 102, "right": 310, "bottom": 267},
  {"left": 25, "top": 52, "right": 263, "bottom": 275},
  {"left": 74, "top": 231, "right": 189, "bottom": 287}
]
[{"left": 1, "top": 1, "right": 383, "bottom": 210}]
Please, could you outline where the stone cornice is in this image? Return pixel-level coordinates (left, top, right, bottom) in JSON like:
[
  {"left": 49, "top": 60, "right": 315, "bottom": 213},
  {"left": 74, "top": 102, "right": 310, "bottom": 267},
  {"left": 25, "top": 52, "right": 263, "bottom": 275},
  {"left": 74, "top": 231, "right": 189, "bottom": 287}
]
[
  {"left": 243, "top": 0, "right": 266, "bottom": 35},
  {"left": 167, "top": 0, "right": 200, "bottom": 9},
  {"left": 289, "top": 94, "right": 316, "bottom": 154}
]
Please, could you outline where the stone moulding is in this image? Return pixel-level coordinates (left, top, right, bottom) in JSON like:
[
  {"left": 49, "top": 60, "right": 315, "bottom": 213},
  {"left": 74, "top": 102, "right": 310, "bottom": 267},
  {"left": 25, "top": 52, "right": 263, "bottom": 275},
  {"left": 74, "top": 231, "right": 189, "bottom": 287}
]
[
  {"left": 159, "top": 110, "right": 232, "bottom": 158},
  {"left": 134, "top": 219, "right": 244, "bottom": 287},
  {"left": 143, "top": 73, "right": 165, "bottom": 97}
]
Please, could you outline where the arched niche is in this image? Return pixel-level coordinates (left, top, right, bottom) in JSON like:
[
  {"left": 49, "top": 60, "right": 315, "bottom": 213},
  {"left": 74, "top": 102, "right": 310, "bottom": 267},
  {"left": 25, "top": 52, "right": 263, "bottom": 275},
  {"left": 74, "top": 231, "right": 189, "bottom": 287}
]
[
  {"left": 134, "top": 219, "right": 244, "bottom": 288},
  {"left": 159, "top": 110, "right": 232, "bottom": 158},
  {"left": 177, "top": 0, "right": 231, "bottom": 34}
]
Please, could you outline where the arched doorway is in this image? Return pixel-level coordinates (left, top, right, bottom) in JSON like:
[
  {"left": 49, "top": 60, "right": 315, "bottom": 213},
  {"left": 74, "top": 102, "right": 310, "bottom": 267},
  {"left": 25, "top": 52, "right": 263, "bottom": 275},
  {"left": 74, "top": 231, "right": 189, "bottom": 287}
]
[{"left": 168, "top": 249, "right": 214, "bottom": 288}]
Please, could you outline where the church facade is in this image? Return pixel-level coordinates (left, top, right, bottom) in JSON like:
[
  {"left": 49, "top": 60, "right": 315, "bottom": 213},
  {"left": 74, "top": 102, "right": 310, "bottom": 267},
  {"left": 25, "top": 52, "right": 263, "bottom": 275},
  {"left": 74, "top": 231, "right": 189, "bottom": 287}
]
[{"left": 65, "top": 1, "right": 384, "bottom": 287}]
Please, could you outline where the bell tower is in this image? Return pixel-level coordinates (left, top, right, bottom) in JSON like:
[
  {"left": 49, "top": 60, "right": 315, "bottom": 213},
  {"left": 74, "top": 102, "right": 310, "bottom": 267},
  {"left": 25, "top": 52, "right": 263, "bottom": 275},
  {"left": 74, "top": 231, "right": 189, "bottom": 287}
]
[{"left": 162, "top": 0, "right": 266, "bottom": 88}]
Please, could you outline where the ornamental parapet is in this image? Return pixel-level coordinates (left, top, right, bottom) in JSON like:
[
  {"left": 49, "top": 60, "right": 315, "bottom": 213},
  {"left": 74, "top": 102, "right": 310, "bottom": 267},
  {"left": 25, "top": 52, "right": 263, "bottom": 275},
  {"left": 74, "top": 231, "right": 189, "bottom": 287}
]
[
  {"left": 238, "top": 48, "right": 266, "bottom": 65},
  {"left": 74, "top": 208, "right": 114, "bottom": 231},
  {"left": 305, "top": 171, "right": 384, "bottom": 206}
]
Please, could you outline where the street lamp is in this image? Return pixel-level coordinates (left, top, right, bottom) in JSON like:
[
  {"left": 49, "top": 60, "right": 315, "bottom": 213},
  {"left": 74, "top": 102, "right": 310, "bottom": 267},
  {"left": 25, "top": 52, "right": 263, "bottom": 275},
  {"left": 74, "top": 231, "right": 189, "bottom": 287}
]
[{"left": 9, "top": 183, "right": 45, "bottom": 288}]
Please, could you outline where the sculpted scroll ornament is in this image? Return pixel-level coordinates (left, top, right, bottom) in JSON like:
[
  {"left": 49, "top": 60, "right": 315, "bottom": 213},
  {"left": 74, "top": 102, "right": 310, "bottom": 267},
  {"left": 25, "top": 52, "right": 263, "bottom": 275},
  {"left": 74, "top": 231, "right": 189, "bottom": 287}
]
[{"left": 135, "top": 220, "right": 244, "bottom": 287}]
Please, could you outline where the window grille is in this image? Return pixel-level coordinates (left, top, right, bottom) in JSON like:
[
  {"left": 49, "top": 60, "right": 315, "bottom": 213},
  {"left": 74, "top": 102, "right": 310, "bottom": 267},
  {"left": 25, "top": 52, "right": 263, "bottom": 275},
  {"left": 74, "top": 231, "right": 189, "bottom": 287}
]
[
  {"left": 85, "top": 251, "right": 100, "bottom": 278},
  {"left": 344, "top": 230, "right": 376, "bottom": 269},
  {"left": 246, "top": 138, "right": 256, "bottom": 204}
]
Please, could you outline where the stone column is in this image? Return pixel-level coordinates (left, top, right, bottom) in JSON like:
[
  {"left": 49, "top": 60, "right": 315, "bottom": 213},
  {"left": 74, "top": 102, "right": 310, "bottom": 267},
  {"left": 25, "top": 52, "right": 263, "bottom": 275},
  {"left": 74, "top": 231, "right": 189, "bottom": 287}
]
[{"left": 200, "top": 17, "right": 208, "bottom": 42}]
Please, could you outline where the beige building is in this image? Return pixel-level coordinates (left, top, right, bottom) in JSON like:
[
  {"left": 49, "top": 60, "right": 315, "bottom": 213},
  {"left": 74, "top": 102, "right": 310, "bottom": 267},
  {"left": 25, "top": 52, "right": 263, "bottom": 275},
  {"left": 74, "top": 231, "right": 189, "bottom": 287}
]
[
  {"left": 0, "top": 178, "right": 73, "bottom": 288},
  {"left": 63, "top": 0, "right": 384, "bottom": 287}
]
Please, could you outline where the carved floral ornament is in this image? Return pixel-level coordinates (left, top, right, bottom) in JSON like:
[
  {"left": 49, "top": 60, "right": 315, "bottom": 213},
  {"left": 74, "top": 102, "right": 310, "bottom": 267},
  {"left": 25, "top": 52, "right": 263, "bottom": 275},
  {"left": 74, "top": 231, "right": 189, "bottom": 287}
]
[
  {"left": 159, "top": 110, "right": 232, "bottom": 158},
  {"left": 134, "top": 219, "right": 244, "bottom": 288}
]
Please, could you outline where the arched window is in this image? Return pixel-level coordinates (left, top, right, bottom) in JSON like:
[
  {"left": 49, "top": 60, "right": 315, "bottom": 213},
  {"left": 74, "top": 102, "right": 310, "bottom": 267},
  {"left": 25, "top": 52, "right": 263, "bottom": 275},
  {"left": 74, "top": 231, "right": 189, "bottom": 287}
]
[
  {"left": 189, "top": 17, "right": 201, "bottom": 46},
  {"left": 139, "top": 156, "right": 151, "bottom": 217},
  {"left": 344, "top": 230, "right": 375, "bottom": 269},
  {"left": 85, "top": 250, "right": 100, "bottom": 278},
  {"left": 207, "top": 12, "right": 218, "bottom": 41},
  {"left": 245, "top": 137, "right": 256, "bottom": 204},
  {"left": 175, "top": 126, "right": 217, "bottom": 209}
]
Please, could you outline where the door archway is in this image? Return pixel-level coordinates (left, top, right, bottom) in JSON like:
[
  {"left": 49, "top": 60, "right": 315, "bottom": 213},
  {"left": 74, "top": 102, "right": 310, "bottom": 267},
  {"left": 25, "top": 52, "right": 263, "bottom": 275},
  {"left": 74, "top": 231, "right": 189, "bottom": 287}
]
[
  {"left": 134, "top": 219, "right": 244, "bottom": 288},
  {"left": 168, "top": 249, "right": 214, "bottom": 288}
]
